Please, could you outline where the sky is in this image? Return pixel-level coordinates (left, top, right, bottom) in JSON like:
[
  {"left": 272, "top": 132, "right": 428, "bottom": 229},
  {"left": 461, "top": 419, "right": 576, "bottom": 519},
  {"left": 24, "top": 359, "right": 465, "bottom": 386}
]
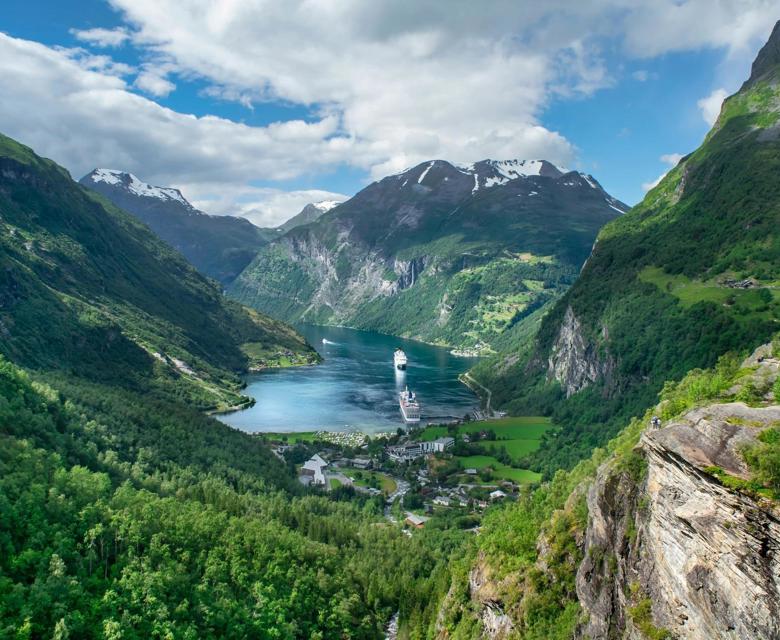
[{"left": 0, "top": 1, "right": 778, "bottom": 226}]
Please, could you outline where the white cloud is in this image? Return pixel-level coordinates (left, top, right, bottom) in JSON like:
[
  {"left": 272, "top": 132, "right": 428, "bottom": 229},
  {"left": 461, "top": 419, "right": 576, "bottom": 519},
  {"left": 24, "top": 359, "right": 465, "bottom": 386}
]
[
  {"left": 620, "top": 0, "right": 780, "bottom": 57},
  {"left": 659, "top": 153, "right": 683, "bottom": 166},
  {"left": 697, "top": 87, "right": 729, "bottom": 125},
  {"left": 71, "top": 27, "right": 130, "bottom": 48},
  {"left": 190, "top": 187, "right": 348, "bottom": 227},
  {"left": 0, "top": 34, "right": 349, "bottom": 185},
  {"left": 134, "top": 68, "right": 176, "bottom": 97},
  {"left": 642, "top": 152, "right": 684, "bottom": 192},
  {"left": 3, "top": 1, "right": 779, "bottom": 215}
]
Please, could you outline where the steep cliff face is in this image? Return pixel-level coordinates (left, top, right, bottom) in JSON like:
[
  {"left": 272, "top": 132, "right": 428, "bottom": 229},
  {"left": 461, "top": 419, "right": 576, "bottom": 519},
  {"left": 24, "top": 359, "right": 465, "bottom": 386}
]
[
  {"left": 435, "top": 341, "right": 780, "bottom": 640},
  {"left": 547, "top": 306, "right": 614, "bottom": 397},
  {"left": 577, "top": 347, "right": 780, "bottom": 640},
  {"left": 230, "top": 158, "right": 623, "bottom": 349}
]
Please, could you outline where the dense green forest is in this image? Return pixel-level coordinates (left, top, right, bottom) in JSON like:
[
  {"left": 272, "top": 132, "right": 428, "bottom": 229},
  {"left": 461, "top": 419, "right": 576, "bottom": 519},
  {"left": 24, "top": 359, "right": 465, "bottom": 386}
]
[
  {"left": 472, "top": 57, "right": 780, "bottom": 477},
  {"left": 0, "top": 132, "right": 468, "bottom": 639},
  {"left": 0, "top": 356, "right": 464, "bottom": 638}
]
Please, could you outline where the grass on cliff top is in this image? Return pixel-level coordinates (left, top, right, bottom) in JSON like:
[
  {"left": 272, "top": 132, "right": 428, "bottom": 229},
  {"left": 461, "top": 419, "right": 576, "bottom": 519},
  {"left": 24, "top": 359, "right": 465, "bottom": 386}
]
[{"left": 639, "top": 267, "right": 779, "bottom": 316}]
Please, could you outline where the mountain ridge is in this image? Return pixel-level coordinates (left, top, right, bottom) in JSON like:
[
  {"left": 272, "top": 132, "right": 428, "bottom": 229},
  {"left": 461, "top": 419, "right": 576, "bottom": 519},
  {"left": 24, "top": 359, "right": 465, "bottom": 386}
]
[
  {"left": 80, "top": 168, "right": 277, "bottom": 284},
  {"left": 1, "top": 132, "right": 317, "bottom": 411},
  {"left": 230, "top": 157, "right": 627, "bottom": 351},
  {"left": 471, "top": 25, "right": 780, "bottom": 476}
]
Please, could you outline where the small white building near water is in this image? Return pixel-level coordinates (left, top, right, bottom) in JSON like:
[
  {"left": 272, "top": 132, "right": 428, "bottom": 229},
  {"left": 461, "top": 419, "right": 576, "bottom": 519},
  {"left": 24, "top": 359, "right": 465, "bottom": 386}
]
[
  {"left": 301, "top": 454, "right": 328, "bottom": 486},
  {"left": 422, "top": 437, "right": 454, "bottom": 453}
]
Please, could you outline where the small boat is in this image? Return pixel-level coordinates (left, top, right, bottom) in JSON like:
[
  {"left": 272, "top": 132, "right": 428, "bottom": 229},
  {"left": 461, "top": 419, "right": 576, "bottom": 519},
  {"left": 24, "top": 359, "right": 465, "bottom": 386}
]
[
  {"left": 393, "top": 348, "right": 407, "bottom": 370},
  {"left": 399, "top": 386, "right": 421, "bottom": 423}
]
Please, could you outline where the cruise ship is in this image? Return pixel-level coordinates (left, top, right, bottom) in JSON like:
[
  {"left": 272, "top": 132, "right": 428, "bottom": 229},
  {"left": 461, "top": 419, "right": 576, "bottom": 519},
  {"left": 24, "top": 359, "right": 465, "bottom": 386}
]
[
  {"left": 393, "top": 348, "right": 407, "bottom": 370},
  {"left": 399, "top": 386, "right": 421, "bottom": 423}
]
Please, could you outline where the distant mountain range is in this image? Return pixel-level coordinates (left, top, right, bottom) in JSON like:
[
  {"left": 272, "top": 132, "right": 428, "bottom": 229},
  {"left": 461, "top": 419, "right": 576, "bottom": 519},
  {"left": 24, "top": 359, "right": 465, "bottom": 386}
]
[
  {"left": 229, "top": 157, "right": 627, "bottom": 351},
  {"left": 79, "top": 169, "right": 277, "bottom": 284},
  {"left": 277, "top": 200, "right": 342, "bottom": 234}
]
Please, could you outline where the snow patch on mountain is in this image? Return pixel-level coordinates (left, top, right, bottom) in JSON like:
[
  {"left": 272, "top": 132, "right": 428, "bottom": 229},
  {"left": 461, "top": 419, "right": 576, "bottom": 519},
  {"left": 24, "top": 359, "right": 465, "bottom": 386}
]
[
  {"left": 313, "top": 200, "right": 342, "bottom": 212},
  {"left": 418, "top": 161, "right": 436, "bottom": 184}
]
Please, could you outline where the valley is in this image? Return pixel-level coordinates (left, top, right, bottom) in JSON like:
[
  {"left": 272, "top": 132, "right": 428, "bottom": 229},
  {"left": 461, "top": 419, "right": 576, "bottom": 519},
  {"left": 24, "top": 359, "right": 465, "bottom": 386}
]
[{"left": 2, "top": 9, "right": 780, "bottom": 640}]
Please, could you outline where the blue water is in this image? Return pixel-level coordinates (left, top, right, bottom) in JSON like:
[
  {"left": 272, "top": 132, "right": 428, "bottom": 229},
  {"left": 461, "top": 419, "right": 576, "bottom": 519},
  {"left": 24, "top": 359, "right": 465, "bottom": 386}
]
[{"left": 217, "top": 325, "right": 480, "bottom": 433}]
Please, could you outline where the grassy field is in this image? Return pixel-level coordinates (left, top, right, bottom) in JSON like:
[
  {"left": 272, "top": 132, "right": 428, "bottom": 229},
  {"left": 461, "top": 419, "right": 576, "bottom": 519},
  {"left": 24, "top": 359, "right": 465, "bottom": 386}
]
[
  {"left": 329, "top": 477, "right": 343, "bottom": 489},
  {"left": 420, "top": 416, "right": 552, "bottom": 441},
  {"left": 639, "top": 266, "right": 778, "bottom": 312},
  {"left": 341, "top": 468, "right": 398, "bottom": 494},
  {"left": 419, "top": 416, "right": 552, "bottom": 441},
  {"left": 261, "top": 431, "right": 318, "bottom": 443},
  {"left": 481, "top": 438, "right": 543, "bottom": 459},
  {"left": 455, "top": 454, "right": 541, "bottom": 483},
  {"left": 422, "top": 417, "right": 554, "bottom": 485}
]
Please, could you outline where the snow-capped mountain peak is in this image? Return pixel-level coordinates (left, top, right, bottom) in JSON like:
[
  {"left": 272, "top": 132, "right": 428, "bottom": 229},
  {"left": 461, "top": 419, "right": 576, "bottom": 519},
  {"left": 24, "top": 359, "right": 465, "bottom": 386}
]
[{"left": 87, "top": 169, "right": 191, "bottom": 208}]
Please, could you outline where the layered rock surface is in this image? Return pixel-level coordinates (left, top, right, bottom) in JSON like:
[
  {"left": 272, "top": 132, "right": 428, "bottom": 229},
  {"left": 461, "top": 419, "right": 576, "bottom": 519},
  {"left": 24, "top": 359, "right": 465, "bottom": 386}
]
[{"left": 577, "top": 348, "right": 780, "bottom": 640}]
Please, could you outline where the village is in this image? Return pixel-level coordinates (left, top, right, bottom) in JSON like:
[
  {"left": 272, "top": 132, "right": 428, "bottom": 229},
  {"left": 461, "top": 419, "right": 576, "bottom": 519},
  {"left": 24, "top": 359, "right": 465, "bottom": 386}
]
[{"left": 267, "top": 422, "right": 533, "bottom": 532}]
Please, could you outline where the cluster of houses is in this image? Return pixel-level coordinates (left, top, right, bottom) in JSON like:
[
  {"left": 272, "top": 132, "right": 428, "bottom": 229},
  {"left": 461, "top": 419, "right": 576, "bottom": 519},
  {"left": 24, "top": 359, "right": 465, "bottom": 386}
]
[{"left": 387, "top": 436, "right": 454, "bottom": 462}]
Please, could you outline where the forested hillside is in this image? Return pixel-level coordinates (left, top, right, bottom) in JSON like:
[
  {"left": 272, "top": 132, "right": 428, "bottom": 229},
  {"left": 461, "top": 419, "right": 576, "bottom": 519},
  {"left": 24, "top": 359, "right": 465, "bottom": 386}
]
[
  {"left": 435, "top": 336, "right": 780, "bottom": 639},
  {"left": 473, "top": 26, "right": 780, "bottom": 476},
  {"left": 0, "top": 134, "right": 317, "bottom": 411},
  {"left": 0, "top": 356, "right": 461, "bottom": 639},
  {"left": 0, "top": 133, "right": 461, "bottom": 638}
]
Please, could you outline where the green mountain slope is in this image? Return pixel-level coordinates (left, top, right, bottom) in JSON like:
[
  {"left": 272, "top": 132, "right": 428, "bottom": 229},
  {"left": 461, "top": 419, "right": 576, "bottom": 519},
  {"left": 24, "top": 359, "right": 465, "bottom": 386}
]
[
  {"left": 474, "top": 27, "right": 780, "bottom": 475},
  {"left": 80, "top": 169, "right": 278, "bottom": 285},
  {"left": 0, "top": 133, "right": 457, "bottom": 638},
  {"left": 437, "top": 336, "right": 780, "bottom": 639},
  {"left": 0, "top": 336, "right": 457, "bottom": 639},
  {"left": 230, "top": 159, "right": 625, "bottom": 351},
  {"left": 0, "top": 133, "right": 317, "bottom": 410}
]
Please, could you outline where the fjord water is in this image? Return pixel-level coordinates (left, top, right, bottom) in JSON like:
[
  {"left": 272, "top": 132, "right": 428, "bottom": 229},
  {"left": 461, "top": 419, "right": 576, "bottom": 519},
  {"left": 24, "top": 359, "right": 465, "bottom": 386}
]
[{"left": 218, "top": 325, "right": 480, "bottom": 433}]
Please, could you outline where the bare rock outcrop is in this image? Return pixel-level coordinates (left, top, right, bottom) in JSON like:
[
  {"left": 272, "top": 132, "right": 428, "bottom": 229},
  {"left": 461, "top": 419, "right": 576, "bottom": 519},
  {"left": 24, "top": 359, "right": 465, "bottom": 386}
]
[
  {"left": 577, "top": 400, "right": 780, "bottom": 640},
  {"left": 547, "top": 306, "right": 614, "bottom": 396}
]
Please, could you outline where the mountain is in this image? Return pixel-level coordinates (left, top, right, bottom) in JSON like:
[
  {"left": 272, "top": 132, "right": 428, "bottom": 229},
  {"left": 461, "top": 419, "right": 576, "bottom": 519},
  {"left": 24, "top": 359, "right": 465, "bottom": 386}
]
[
  {"left": 435, "top": 341, "right": 780, "bottom": 639},
  {"left": 80, "top": 169, "right": 276, "bottom": 284},
  {"left": 0, "top": 133, "right": 317, "bottom": 411},
  {"left": 278, "top": 199, "right": 343, "bottom": 234},
  {"left": 229, "top": 158, "right": 627, "bottom": 351},
  {"left": 472, "top": 24, "right": 780, "bottom": 475}
]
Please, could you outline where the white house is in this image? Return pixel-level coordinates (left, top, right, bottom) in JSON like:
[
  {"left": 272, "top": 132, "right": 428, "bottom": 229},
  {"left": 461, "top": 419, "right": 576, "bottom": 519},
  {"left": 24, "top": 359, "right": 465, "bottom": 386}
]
[
  {"left": 490, "top": 489, "right": 507, "bottom": 501},
  {"left": 302, "top": 454, "right": 328, "bottom": 485},
  {"left": 420, "top": 437, "right": 455, "bottom": 454}
]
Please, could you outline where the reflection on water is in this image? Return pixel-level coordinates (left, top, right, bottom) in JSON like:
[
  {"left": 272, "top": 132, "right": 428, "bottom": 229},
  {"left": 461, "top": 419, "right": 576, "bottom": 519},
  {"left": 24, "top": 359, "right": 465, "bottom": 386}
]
[{"left": 217, "top": 324, "right": 480, "bottom": 433}]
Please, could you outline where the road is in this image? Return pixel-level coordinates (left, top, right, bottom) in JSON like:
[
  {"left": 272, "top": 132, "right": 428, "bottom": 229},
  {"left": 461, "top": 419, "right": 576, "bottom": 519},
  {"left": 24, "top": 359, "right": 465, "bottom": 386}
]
[{"left": 384, "top": 478, "right": 410, "bottom": 522}]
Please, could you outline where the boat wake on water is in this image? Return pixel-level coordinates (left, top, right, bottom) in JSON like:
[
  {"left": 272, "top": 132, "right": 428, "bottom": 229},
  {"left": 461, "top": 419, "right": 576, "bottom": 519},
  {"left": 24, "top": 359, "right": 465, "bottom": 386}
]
[{"left": 321, "top": 338, "right": 339, "bottom": 345}]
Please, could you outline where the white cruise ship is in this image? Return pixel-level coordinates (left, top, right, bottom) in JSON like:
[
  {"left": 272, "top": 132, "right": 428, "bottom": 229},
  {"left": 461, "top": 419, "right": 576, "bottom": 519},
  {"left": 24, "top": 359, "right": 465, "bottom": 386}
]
[
  {"left": 399, "top": 386, "right": 421, "bottom": 423},
  {"left": 393, "top": 348, "right": 407, "bottom": 370}
]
